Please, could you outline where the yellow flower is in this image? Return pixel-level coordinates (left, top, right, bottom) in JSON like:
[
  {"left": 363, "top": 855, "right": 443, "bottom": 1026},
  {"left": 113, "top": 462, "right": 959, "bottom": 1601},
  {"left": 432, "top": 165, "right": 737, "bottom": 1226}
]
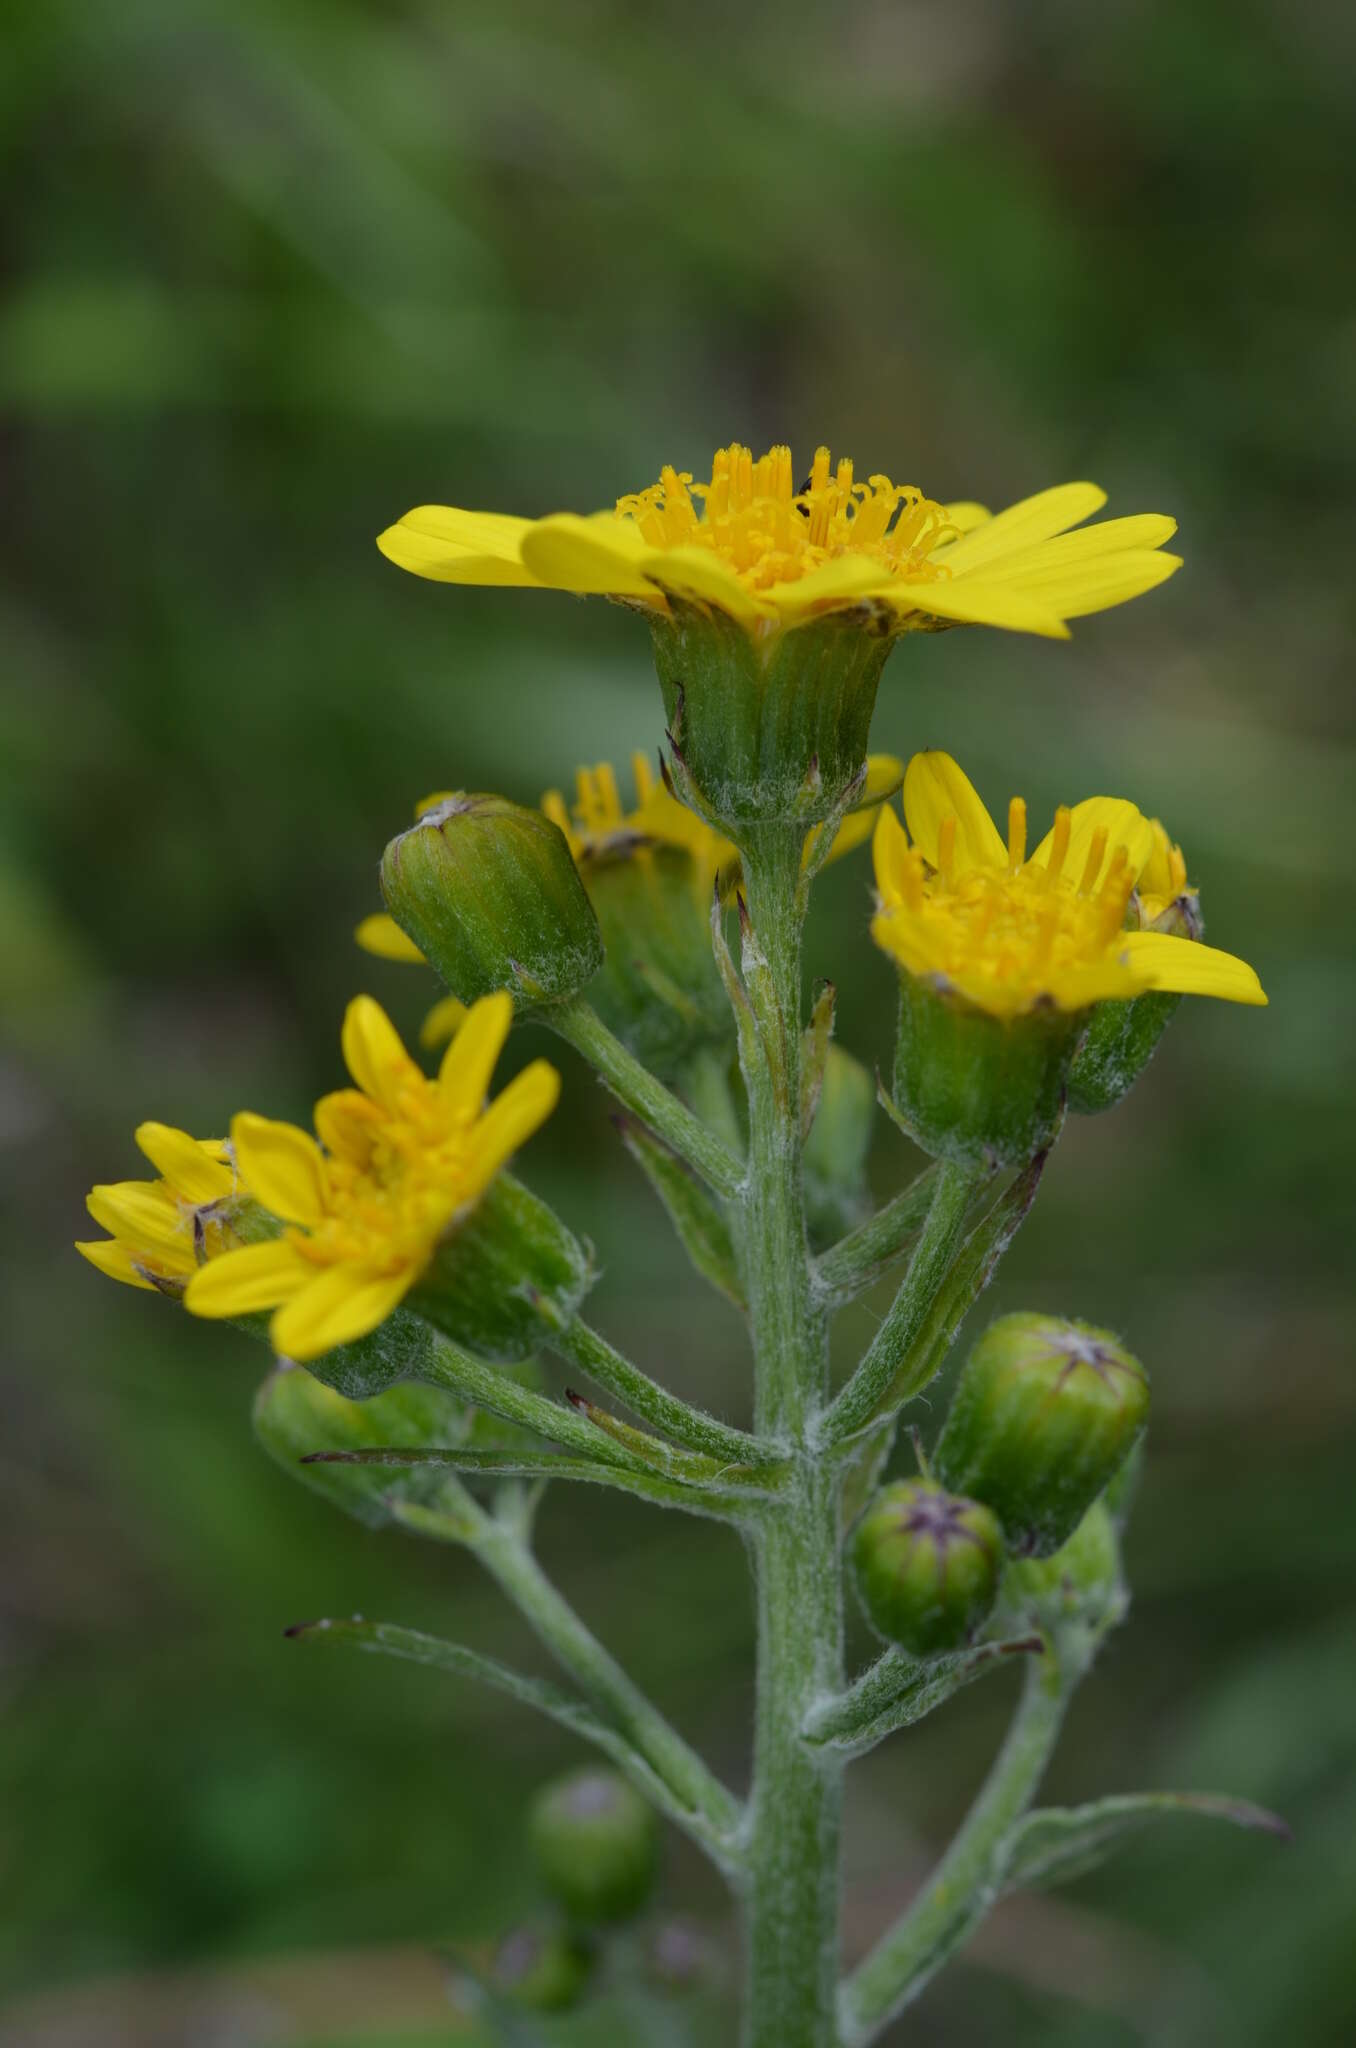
[
  {"left": 378, "top": 443, "right": 1180, "bottom": 639},
  {"left": 183, "top": 992, "right": 560, "bottom": 1360},
  {"left": 871, "top": 752, "right": 1266, "bottom": 1020},
  {"left": 77, "top": 1124, "right": 243, "bottom": 1294}
]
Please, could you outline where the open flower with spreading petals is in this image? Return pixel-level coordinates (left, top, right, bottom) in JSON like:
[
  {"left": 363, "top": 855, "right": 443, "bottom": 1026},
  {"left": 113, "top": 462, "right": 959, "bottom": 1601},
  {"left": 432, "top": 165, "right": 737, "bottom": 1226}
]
[
  {"left": 78, "top": 1125, "right": 246, "bottom": 1294},
  {"left": 378, "top": 443, "right": 1180, "bottom": 640},
  {"left": 183, "top": 993, "right": 559, "bottom": 1360},
  {"left": 871, "top": 752, "right": 1266, "bottom": 1019}
]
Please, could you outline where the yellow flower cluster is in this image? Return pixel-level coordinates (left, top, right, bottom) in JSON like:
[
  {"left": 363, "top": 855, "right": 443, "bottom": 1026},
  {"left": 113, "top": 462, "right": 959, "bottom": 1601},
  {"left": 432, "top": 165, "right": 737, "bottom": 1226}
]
[
  {"left": 80, "top": 995, "right": 558, "bottom": 1361},
  {"left": 871, "top": 754, "right": 1265, "bottom": 1019},
  {"left": 378, "top": 443, "right": 1181, "bottom": 637}
]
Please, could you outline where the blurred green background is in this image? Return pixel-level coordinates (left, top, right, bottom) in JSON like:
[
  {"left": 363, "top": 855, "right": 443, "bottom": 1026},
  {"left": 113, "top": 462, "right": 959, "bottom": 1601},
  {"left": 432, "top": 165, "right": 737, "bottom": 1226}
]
[{"left": 3, "top": 0, "right": 1353, "bottom": 2041}]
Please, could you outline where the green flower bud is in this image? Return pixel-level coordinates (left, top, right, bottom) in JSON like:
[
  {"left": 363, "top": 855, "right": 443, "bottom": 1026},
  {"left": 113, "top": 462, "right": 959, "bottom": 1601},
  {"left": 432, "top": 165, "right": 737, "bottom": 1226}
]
[
  {"left": 529, "top": 1768, "right": 660, "bottom": 1925},
  {"left": 491, "top": 1924, "right": 593, "bottom": 2012},
  {"left": 408, "top": 1172, "right": 595, "bottom": 1362},
  {"left": 804, "top": 1044, "right": 876, "bottom": 1245},
  {"left": 936, "top": 1313, "right": 1149, "bottom": 1557},
  {"left": 252, "top": 1360, "right": 474, "bottom": 1528},
  {"left": 380, "top": 793, "right": 603, "bottom": 1011},
  {"left": 580, "top": 839, "right": 735, "bottom": 1079},
  {"left": 1003, "top": 1499, "right": 1127, "bottom": 1660},
  {"left": 891, "top": 974, "right": 1081, "bottom": 1169},
  {"left": 651, "top": 605, "right": 894, "bottom": 830},
  {"left": 851, "top": 1478, "right": 1003, "bottom": 1657}
]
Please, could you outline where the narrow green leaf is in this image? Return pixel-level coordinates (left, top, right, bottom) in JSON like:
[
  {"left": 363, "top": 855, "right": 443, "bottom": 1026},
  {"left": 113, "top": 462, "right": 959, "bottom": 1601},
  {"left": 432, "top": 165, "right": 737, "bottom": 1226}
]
[
  {"left": 803, "top": 1636, "right": 1043, "bottom": 1756},
  {"left": 616, "top": 1115, "right": 744, "bottom": 1308},
  {"left": 999, "top": 1790, "right": 1291, "bottom": 1894}
]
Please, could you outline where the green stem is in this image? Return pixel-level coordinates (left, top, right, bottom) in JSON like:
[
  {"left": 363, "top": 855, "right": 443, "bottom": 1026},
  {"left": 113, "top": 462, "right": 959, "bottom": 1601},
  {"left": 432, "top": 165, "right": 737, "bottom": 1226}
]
[
  {"left": 550, "top": 995, "right": 745, "bottom": 1198},
  {"left": 550, "top": 1315, "right": 767, "bottom": 1467},
  {"left": 736, "top": 822, "right": 845, "bottom": 2048},
  {"left": 817, "top": 1161, "right": 979, "bottom": 1449},
  {"left": 474, "top": 1512, "right": 746, "bottom": 1866},
  {"left": 811, "top": 1162, "right": 943, "bottom": 1305},
  {"left": 838, "top": 1650, "right": 1074, "bottom": 2044}
]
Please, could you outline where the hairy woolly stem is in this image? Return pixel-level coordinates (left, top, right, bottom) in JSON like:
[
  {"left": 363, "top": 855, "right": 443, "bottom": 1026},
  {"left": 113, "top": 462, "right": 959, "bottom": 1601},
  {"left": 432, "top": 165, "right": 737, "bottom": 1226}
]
[{"left": 550, "top": 994, "right": 745, "bottom": 1197}]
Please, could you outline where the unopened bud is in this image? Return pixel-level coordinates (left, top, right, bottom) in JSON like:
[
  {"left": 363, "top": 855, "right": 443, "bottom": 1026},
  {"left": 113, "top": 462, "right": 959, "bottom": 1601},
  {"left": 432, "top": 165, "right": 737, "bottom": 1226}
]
[
  {"left": 936, "top": 1313, "right": 1149, "bottom": 1556},
  {"left": 529, "top": 1768, "right": 660, "bottom": 1924},
  {"left": 491, "top": 1924, "right": 593, "bottom": 2012},
  {"left": 380, "top": 793, "right": 603, "bottom": 1010},
  {"left": 1004, "top": 1498, "right": 1126, "bottom": 1654},
  {"left": 851, "top": 1478, "right": 1003, "bottom": 1657}
]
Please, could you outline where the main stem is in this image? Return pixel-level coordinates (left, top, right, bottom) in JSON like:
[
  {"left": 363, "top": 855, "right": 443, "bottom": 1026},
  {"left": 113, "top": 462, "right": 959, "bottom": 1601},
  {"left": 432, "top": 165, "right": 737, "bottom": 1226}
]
[{"left": 738, "top": 823, "right": 845, "bottom": 2048}]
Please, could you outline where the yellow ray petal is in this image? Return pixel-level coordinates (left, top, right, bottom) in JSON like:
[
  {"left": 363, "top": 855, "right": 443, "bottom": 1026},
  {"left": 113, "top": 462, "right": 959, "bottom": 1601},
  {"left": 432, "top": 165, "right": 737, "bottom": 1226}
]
[
  {"left": 341, "top": 996, "right": 420, "bottom": 1112},
  {"left": 1029, "top": 797, "right": 1156, "bottom": 889},
  {"left": 940, "top": 501, "right": 991, "bottom": 535},
  {"left": 937, "top": 483, "right": 1108, "bottom": 573},
  {"left": 313, "top": 1088, "right": 382, "bottom": 1165},
  {"left": 903, "top": 753, "right": 1008, "bottom": 874},
  {"left": 420, "top": 994, "right": 469, "bottom": 1050},
  {"left": 871, "top": 802, "right": 915, "bottom": 899},
  {"left": 270, "top": 1262, "right": 416, "bottom": 1362},
  {"left": 355, "top": 913, "right": 426, "bottom": 964},
  {"left": 231, "top": 1113, "right": 330, "bottom": 1227},
  {"left": 184, "top": 1238, "right": 310, "bottom": 1319},
  {"left": 1119, "top": 931, "right": 1268, "bottom": 1005},
  {"left": 439, "top": 990, "right": 513, "bottom": 1119},
  {"left": 75, "top": 1237, "right": 159, "bottom": 1290},
  {"left": 1003, "top": 550, "right": 1183, "bottom": 619},
  {"left": 519, "top": 512, "right": 660, "bottom": 597},
  {"left": 376, "top": 506, "right": 540, "bottom": 586},
  {"left": 466, "top": 1059, "right": 561, "bottom": 1188},
  {"left": 978, "top": 514, "right": 1177, "bottom": 583},
  {"left": 85, "top": 1180, "right": 189, "bottom": 1260},
  {"left": 765, "top": 554, "right": 899, "bottom": 616},
  {"left": 133, "top": 1123, "right": 235, "bottom": 1203},
  {"left": 638, "top": 543, "right": 765, "bottom": 626},
  {"left": 888, "top": 577, "right": 1070, "bottom": 639}
]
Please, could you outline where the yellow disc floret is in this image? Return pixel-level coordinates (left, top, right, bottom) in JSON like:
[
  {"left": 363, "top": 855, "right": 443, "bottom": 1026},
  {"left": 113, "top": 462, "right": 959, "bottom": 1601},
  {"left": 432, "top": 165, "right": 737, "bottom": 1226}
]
[
  {"left": 872, "top": 753, "right": 1266, "bottom": 1019},
  {"left": 616, "top": 444, "right": 958, "bottom": 596},
  {"left": 183, "top": 992, "right": 559, "bottom": 1359}
]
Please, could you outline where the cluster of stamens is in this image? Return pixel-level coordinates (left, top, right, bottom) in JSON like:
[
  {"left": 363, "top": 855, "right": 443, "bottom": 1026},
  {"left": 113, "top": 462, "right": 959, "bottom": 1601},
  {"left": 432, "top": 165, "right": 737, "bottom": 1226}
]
[
  {"left": 616, "top": 443, "right": 957, "bottom": 593},
  {"left": 882, "top": 798, "right": 1138, "bottom": 1009}
]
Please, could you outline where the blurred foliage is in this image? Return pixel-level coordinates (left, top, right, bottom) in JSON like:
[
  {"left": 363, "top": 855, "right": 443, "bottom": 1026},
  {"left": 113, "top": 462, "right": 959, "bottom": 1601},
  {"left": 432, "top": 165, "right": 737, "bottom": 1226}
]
[{"left": 2, "top": 0, "right": 1353, "bottom": 2041}]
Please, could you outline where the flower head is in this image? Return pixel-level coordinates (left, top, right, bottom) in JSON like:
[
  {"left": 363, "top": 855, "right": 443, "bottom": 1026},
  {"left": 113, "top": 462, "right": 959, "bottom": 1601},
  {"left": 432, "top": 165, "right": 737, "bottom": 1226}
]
[
  {"left": 183, "top": 993, "right": 559, "bottom": 1360},
  {"left": 378, "top": 443, "right": 1180, "bottom": 639},
  {"left": 78, "top": 1124, "right": 245, "bottom": 1294},
  {"left": 1134, "top": 819, "right": 1201, "bottom": 935},
  {"left": 871, "top": 752, "right": 1265, "bottom": 1019}
]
